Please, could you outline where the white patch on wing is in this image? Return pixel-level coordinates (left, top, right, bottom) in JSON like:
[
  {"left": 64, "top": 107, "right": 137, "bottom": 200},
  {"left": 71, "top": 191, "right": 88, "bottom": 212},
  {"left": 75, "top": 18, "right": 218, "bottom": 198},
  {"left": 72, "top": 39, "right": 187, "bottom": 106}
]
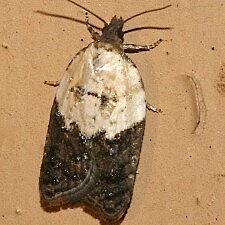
[{"left": 56, "top": 43, "right": 146, "bottom": 139}]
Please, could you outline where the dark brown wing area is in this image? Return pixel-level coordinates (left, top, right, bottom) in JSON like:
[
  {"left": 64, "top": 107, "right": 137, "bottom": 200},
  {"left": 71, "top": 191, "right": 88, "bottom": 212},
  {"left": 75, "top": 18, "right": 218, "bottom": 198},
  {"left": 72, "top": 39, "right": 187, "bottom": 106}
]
[
  {"left": 40, "top": 99, "right": 145, "bottom": 222},
  {"left": 83, "top": 120, "right": 145, "bottom": 222},
  {"left": 39, "top": 100, "right": 96, "bottom": 207}
]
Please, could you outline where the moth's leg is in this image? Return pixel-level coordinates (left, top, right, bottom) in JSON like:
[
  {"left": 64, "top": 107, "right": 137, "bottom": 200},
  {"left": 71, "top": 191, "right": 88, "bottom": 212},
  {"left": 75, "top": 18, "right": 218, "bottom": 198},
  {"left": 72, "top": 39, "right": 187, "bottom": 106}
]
[
  {"left": 44, "top": 80, "right": 60, "bottom": 87},
  {"left": 123, "top": 39, "right": 163, "bottom": 53},
  {"left": 146, "top": 102, "right": 162, "bottom": 113},
  {"left": 85, "top": 13, "right": 100, "bottom": 41}
]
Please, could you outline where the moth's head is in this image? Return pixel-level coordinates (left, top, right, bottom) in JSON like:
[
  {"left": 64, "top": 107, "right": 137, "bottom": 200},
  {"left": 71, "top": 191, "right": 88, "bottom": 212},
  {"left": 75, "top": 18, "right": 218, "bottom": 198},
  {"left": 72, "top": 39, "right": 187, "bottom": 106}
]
[
  {"left": 100, "top": 16, "right": 124, "bottom": 43},
  {"left": 35, "top": 1, "right": 172, "bottom": 46}
]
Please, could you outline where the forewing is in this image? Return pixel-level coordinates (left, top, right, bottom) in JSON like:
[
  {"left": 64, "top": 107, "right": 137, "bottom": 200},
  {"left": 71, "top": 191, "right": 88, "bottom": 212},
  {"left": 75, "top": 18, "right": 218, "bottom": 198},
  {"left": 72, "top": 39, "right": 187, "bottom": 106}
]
[
  {"left": 40, "top": 42, "right": 146, "bottom": 223},
  {"left": 39, "top": 100, "right": 96, "bottom": 207},
  {"left": 83, "top": 120, "right": 145, "bottom": 222}
]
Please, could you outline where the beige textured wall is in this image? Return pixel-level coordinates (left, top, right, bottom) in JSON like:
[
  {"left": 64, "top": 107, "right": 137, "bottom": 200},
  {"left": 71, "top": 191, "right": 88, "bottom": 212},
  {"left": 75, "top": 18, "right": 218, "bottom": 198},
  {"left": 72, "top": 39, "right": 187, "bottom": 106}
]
[{"left": 1, "top": 0, "right": 225, "bottom": 224}]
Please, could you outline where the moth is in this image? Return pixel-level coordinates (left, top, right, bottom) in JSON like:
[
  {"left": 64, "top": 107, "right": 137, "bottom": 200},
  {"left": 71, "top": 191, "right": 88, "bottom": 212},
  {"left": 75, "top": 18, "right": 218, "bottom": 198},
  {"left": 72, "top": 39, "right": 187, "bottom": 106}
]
[{"left": 38, "top": 1, "right": 171, "bottom": 223}]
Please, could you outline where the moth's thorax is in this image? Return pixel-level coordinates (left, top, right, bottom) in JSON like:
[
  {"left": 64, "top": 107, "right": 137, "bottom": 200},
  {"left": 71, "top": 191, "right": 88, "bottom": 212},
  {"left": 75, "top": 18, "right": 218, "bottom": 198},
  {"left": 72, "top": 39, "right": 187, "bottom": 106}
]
[{"left": 56, "top": 42, "right": 146, "bottom": 139}]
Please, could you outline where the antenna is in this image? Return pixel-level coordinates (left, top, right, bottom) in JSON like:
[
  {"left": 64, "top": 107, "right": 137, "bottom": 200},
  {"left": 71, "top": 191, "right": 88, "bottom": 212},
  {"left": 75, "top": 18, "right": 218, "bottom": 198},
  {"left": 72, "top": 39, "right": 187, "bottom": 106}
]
[
  {"left": 35, "top": 11, "right": 102, "bottom": 31},
  {"left": 124, "top": 26, "right": 172, "bottom": 34},
  {"left": 66, "top": 0, "right": 107, "bottom": 25},
  {"left": 124, "top": 4, "right": 172, "bottom": 23}
]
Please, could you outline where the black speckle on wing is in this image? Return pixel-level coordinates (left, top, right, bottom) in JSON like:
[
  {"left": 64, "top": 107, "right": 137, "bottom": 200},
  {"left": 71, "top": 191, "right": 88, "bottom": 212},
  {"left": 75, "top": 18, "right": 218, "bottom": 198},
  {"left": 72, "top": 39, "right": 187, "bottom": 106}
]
[
  {"left": 84, "top": 120, "right": 145, "bottom": 222},
  {"left": 39, "top": 99, "right": 95, "bottom": 207},
  {"left": 40, "top": 99, "right": 145, "bottom": 223}
]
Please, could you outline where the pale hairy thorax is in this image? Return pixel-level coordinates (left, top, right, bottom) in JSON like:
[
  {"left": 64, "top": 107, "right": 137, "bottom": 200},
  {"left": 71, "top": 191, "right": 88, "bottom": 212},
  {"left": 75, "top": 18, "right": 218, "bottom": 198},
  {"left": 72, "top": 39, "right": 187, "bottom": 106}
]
[{"left": 56, "top": 42, "right": 146, "bottom": 139}]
